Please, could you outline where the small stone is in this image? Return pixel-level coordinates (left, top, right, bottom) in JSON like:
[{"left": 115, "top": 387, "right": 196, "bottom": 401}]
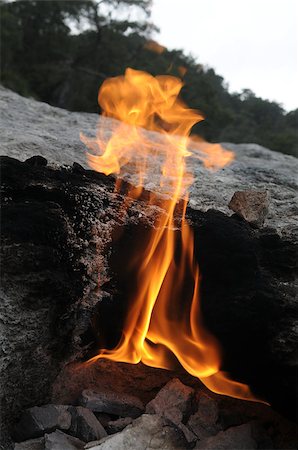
[
  {"left": 83, "top": 414, "right": 187, "bottom": 450},
  {"left": 68, "top": 406, "right": 107, "bottom": 442},
  {"left": 187, "top": 393, "right": 220, "bottom": 439},
  {"left": 78, "top": 389, "right": 144, "bottom": 419},
  {"left": 14, "top": 404, "right": 71, "bottom": 441},
  {"left": 72, "top": 162, "right": 85, "bottom": 173},
  {"left": 146, "top": 378, "right": 194, "bottom": 419},
  {"left": 195, "top": 423, "right": 257, "bottom": 449},
  {"left": 228, "top": 190, "right": 269, "bottom": 227},
  {"left": 44, "top": 430, "right": 85, "bottom": 449},
  {"left": 14, "top": 436, "right": 45, "bottom": 450},
  {"left": 106, "top": 417, "right": 133, "bottom": 434},
  {"left": 25, "top": 155, "right": 48, "bottom": 167}
]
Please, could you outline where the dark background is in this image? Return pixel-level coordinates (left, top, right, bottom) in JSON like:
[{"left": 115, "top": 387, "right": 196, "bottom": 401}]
[{"left": 1, "top": 0, "right": 297, "bottom": 156}]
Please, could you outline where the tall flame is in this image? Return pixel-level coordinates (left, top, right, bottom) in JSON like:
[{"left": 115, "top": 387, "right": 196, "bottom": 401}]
[{"left": 81, "top": 68, "right": 258, "bottom": 401}]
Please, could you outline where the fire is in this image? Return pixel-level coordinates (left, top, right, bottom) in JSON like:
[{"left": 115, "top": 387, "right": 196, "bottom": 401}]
[{"left": 81, "top": 68, "right": 258, "bottom": 402}]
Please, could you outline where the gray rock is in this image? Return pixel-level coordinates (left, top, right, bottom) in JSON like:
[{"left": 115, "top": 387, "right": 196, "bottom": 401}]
[
  {"left": 228, "top": 190, "right": 269, "bottom": 227},
  {"left": 1, "top": 85, "right": 297, "bottom": 235},
  {"left": 44, "top": 430, "right": 85, "bottom": 450},
  {"left": 68, "top": 406, "right": 107, "bottom": 443},
  {"left": 106, "top": 417, "right": 133, "bottom": 434},
  {"left": 187, "top": 394, "right": 221, "bottom": 439},
  {"left": 14, "top": 436, "right": 45, "bottom": 450},
  {"left": 14, "top": 405, "right": 71, "bottom": 441},
  {"left": 84, "top": 414, "right": 187, "bottom": 449},
  {"left": 78, "top": 389, "right": 144, "bottom": 419},
  {"left": 195, "top": 423, "right": 257, "bottom": 449},
  {"left": 146, "top": 378, "right": 194, "bottom": 419}
]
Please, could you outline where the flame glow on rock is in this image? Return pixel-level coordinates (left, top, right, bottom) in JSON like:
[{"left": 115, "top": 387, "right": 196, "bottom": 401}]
[{"left": 81, "top": 68, "right": 258, "bottom": 401}]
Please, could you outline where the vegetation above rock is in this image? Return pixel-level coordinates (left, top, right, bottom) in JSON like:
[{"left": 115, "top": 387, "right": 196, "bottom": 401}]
[{"left": 1, "top": 0, "right": 297, "bottom": 156}]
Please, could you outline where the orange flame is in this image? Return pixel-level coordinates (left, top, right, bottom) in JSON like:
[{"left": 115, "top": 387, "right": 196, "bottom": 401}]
[{"left": 81, "top": 68, "right": 260, "bottom": 402}]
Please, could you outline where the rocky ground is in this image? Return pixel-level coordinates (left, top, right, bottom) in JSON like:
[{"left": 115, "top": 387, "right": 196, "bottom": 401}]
[
  {"left": 0, "top": 87, "right": 297, "bottom": 449},
  {"left": 12, "top": 378, "right": 298, "bottom": 450}
]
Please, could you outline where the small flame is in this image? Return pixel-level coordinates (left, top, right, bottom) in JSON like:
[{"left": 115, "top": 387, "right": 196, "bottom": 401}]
[{"left": 81, "top": 68, "right": 260, "bottom": 402}]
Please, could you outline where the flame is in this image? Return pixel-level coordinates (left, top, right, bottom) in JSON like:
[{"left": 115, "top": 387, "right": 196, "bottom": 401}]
[
  {"left": 188, "top": 134, "right": 235, "bottom": 170},
  {"left": 81, "top": 68, "right": 260, "bottom": 402}
]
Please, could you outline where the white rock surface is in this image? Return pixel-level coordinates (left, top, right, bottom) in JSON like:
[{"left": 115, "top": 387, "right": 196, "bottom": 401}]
[
  {"left": 1, "top": 85, "right": 297, "bottom": 233},
  {"left": 85, "top": 414, "right": 186, "bottom": 449}
]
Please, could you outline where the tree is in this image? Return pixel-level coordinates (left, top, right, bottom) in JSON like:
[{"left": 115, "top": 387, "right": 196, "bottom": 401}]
[{"left": 1, "top": 0, "right": 297, "bottom": 156}]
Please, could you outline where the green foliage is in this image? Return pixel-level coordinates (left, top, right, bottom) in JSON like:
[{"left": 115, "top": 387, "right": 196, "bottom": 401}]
[{"left": 1, "top": 0, "right": 297, "bottom": 157}]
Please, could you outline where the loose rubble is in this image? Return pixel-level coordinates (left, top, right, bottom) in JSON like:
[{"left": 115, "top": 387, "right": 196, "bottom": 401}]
[
  {"left": 83, "top": 414, "right": 187, "bottom": 450},
  {"left": 12, "top": 378, "right": 296, "bottom": 450}
]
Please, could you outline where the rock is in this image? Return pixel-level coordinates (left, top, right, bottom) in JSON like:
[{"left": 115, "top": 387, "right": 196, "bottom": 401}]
[
  {"left": 25, "top": 155, "right": 47, "bottom": 167},
  {"left": 195, "top": 423, "right": 257, "bottom": 449},
  {"left": 85, "top": 441, "right": 103, "bottom": 449},
  {"left": 84, "top": 414, "right": 187, "bottom": 449},
  {"left": 1, "top": 153, "right": 297, "bottom": 447},
  {"left": 0, "top": 153, "right": 156, "bottom": 448},
  {"left": 68, "top": 406, "right": 107, "bottom": 442},
  {"left": 161, "top": 407, "right": 196, "bottom": 445},
  {"left": 228, "top": 190, "right": 269, "bottom": 227},
  {"left": 0, "top": 87, "right": 297, "bottom": 445},
  {"left": 44, "top": 430, "right": 85, "bottom": 449},
  {"left": 14, "top": 436, "right": 45, "bottom": 450},
  {"left": 187, "top": 394, "right": 220, "bottom": 439},
  {"left": 13, "top": 405, "right": 71, "bottom": 441},
  {"left": 1, "top": 86, "right": 297, "bottom": 234},
  {"left": 145, "top": 379, "right": 196, "bottom": 446},
  {"left": 164, "top": 406, "right": 183, "bottom": 424},
  {"left": 78, "top": 389, "right": 144, "bottom": 419},
  {"left": 106, "top": 417, "right": 133, "bottom": 434},
  {"left": 146, "top": 378, "right": 194, "bottom": 419},
  {"left": 72, "top": 162, "right": 85, "bottom": 173}
]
